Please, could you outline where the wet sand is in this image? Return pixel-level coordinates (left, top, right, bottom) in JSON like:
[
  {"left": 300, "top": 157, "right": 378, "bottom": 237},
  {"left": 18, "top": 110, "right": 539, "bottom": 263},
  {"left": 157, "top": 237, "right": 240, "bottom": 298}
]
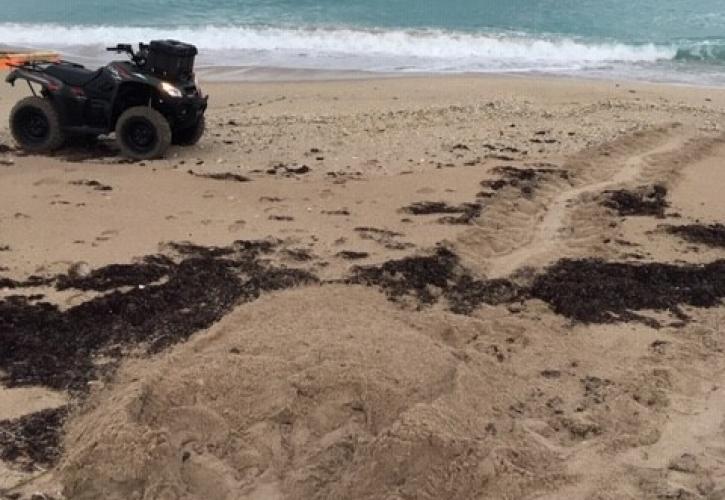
[{"left": 1, "top": 74, "right": 724, "bottom": 499}]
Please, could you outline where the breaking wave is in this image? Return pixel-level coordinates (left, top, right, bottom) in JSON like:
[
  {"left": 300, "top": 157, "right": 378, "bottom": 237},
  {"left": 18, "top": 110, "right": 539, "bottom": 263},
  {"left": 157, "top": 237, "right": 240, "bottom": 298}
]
[
  {"left": 0, "top": 23, "right": 676, "bottom": 71},
  {"left": 674, "top": 40, "right": 725, "bottom": 64}
]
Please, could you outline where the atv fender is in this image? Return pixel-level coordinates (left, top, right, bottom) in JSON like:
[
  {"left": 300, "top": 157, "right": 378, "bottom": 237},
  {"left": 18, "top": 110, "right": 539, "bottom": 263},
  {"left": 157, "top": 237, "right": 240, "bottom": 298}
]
[
  {"left": 111, "top": 81, "right": 161, "bottom": 124},
  {"left": 6, "top": 68, "right": 61, "bottom": 92}
]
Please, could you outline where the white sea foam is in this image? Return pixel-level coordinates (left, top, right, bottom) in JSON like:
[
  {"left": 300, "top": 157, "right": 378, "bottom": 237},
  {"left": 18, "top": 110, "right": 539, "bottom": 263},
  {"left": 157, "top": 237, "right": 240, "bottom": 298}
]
[
  {"left": 8, "top": 23, "right": 723, "bottom": 85},
  {"left": 0, "top": 23, "right": 676, "bottom": 70}
]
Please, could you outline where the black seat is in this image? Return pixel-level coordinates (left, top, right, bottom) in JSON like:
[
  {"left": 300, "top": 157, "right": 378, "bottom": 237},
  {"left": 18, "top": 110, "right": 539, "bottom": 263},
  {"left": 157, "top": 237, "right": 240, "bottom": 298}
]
[{"left": 45, "top": 64, "right": 102, "bottom": 87}]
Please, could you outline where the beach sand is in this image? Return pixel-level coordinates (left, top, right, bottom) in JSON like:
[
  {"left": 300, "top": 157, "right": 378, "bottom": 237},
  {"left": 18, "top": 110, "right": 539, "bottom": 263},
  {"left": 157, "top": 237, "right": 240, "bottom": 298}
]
[{"left": 1, "top": 74, "right": 724, "bottom": 499}]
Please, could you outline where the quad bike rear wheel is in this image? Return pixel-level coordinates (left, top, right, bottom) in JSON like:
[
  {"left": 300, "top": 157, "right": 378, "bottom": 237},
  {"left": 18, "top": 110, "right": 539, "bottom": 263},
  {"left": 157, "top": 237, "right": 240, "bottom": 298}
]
[
  {"left": 116, "top": 106, "right": 171, "bottom": 160},
  {"left": 10, "top": 96, "right": 66, "bottom": 153},
  {"left": 172, "top": 115, "right": 205, "bottom": 146}
]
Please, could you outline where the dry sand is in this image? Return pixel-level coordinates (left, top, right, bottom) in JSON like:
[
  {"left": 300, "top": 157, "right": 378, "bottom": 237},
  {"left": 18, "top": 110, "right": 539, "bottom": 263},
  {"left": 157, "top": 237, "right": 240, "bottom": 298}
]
[{"left": 1, "top": 73, "right": 724, "bottom": 499}]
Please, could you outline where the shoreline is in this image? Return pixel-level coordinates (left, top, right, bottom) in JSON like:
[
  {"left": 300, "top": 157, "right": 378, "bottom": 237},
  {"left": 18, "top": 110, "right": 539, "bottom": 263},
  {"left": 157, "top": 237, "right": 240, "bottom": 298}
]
[
  {"left": 1, "top": 40, "right": 722, "bottom": 88},
  {"left": 196, "top": 65, "right": 725, "bottom": 90},
  {"left": 3, "top": 57, "right": 719, "bottom": 89},
  {"left": 9, "top": 64, "right": 725, "bottom": 96}
]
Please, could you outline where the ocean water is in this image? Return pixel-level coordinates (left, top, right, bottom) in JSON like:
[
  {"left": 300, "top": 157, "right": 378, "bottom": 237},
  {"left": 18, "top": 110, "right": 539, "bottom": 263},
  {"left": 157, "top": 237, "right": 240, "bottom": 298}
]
[{"left": 2, "top": 0, "right": 724, "bottom": 84}]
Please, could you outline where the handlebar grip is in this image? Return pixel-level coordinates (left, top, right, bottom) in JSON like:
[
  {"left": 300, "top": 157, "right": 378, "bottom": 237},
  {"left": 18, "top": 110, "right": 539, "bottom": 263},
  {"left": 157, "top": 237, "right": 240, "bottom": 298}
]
[{"left": 106, "top": 47, "right": 120, "bottom": 52}]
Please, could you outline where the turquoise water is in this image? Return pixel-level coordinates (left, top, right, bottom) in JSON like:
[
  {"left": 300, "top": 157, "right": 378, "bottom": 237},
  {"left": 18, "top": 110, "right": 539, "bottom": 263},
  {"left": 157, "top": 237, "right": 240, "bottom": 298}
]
[{"left": 2, "top": 0, "right": 724, "bottom": 84}]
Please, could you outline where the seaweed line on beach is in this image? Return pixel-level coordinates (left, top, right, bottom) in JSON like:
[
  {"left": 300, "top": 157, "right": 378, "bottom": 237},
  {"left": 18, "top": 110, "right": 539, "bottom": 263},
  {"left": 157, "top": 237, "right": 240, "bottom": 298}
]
[
  {"left": 2, "top": 245, "right": 724, "bottom": 474},
  {"left": 664, "top": 223, "right": 725, "bottom": 249},
  {"left": 478, "top": 165, "right": 571, "bottom": 199},
  {"left": 350, "top": 247, "right": 725, "bottom": 326},
  {"left": 0, "top": 240, "right": 317, "bottom": 392}
]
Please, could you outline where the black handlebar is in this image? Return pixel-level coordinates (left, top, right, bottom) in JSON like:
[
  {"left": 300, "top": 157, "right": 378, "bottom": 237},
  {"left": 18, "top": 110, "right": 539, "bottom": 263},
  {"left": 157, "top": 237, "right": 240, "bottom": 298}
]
[
  {"left": 106, "top": 44, "right": 134, "bottom": 54},
  {"left": 106, "top": 43, "right": 148, "bottom": 66}
]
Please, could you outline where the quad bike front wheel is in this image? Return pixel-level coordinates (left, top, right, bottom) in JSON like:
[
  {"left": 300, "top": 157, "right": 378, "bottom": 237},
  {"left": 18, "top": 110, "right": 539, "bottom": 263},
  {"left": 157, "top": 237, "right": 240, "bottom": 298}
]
[
  {"left": 10, "top": 96, "right": 66, "bottom": 153},
  {"left": 115, "top": 106, "right": 172, "bottom": 160},
  {"left": 172, "top": 115, "right": 205, "bottom": 146}
]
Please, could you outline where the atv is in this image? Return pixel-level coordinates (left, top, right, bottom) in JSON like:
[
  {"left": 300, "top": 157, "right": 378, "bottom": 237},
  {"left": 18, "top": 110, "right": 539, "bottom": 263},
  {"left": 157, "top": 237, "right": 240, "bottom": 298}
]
[{"left": 5, "top": 40, "right": 207, "bottom": 160}]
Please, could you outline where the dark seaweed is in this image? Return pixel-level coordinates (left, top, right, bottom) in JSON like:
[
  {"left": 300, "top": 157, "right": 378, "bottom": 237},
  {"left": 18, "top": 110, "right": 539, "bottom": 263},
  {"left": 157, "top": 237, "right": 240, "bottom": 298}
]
[
  {"left": 354, "top": 227, "right": 403, "bottom": 238},
  {"left": 56, "top": 256, "right": 173, "bottom": 291},
  {"left": 0, "top": 276, "right": 53, "bottom": 290},
  {"left": 400, "top": 201, "right": 483, "bottom": 225},
  {"left": 0, "top": 407, "right": 68, "bottom": 471},
  {"left": 266, "top": 163, "right": 310, "bottom": 176},
  {"left": 337, "top": 251, "right": 369, "bottom": 260},
  {"left": 283, "top": 248, "right": 314, "bottom": 262},
  {"left": 351, "top": 246, "right": 725, "bottom": 323},
  {"left": 284, "top": 165, "right": 310, "bottom": 174},
  {"left": 350, "top": 247, "right": 522, "bottom": 314},
  {"left": 602, "top": 185, "right": 669, "bottom": 217},
  {"left": 188, "top": 171, "right": 251, "bottom": 182},
  {"left": 479, "top": 166, "right": 570, "bottom": 198},
  {"left": 354, "top": 227, "right": 414, "bottom": 250},
  {"left": 531, "top": 258, "right": 725, "bottom": 325},
  {"left": 665, "top": 223, "right": 725, "bottom": 249},
  {"left": 0, "top": 240, "right": 316, "bottom": 391},
  {"left": 68, "top": 179, "right": 113, "bottom": 191}
]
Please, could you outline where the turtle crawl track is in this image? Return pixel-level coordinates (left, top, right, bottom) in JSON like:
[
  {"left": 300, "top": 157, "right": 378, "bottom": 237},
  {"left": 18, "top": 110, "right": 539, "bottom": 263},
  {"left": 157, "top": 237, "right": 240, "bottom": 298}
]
[{"left": 2, "top": 244, "right": 724, "bottom": 476}]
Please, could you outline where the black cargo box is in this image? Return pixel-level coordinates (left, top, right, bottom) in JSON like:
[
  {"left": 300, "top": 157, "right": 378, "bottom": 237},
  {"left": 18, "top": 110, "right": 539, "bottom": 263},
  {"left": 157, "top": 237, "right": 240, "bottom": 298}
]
[{"left": 146, "top": 40, "right": 198, "bottom": 81}]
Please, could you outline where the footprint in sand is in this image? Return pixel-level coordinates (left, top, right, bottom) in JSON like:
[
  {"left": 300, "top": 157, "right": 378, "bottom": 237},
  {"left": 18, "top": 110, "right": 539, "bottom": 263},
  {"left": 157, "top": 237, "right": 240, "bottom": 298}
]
[{"left": 227, "top": 220, "right": 246, "bottom": 232}]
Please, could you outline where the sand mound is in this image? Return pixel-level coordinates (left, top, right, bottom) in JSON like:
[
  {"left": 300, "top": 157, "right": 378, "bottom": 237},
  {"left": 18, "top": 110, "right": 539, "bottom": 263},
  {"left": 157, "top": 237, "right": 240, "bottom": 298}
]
[{"left": 59, "top": 285, "right": 560, "bottom": 500}]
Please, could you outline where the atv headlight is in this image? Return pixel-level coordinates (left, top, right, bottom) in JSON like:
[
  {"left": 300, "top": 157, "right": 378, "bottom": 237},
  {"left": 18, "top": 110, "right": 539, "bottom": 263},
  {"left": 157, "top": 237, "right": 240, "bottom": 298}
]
[{"left": 160, "top": 81, "right": 183, "bottom": 98}]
